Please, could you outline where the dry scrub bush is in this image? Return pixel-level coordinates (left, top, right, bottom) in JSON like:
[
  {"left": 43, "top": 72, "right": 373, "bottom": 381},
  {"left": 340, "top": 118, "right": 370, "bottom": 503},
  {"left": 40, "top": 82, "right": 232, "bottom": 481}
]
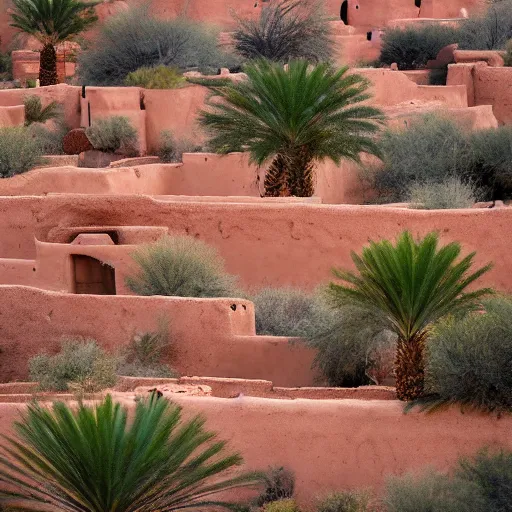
[
  {"left": 316, "top": 491, "right": 372, "bottom": 512},
  {"left": 0, "top": 126, "right": 42, "bottom": 177},
  {"left": 158, "top": 130, "right": 202, "bottom": 163},
  {"left": 263, "top": 500, "right": 300, "bottom": 512},
  {"left": 85, "top": 116, "right": 138, "bottom": 155},
  {"left": 256, "top": 467, "right": 295, "bottom": 507},
  {"left": 126, "top": 235, "right": 238, "bottom": 298},
  {"left": 124, "top": 66, "right": 186, "bottom": 89},
  {"left": 505, "top": 39, "right": 512, "bottom": 66},
  {"left": 29, "top": 338, "right": 118, "bottom": 393},
  {"left": 408, "top": 177, "right": 477, "bottom": 210}
]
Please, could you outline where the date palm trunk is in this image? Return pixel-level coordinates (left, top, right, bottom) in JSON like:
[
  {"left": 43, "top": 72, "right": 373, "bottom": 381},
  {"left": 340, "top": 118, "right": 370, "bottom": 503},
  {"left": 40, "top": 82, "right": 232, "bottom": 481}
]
[
  {"left": 39, "top": 43, "right": 58, "bottom": 86},
  {"left": 395, "top": 331, "right": 427, "bottom": 401},
  {"left": 264, "top": 147, "right": 315, "bottom": 197}
]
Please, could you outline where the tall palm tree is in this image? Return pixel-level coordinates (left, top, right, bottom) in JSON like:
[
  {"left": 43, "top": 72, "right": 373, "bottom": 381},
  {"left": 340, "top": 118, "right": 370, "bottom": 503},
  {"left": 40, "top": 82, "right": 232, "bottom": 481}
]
[
  {"left": 327, "top": 231, "right": 492, "bottom": 401},
  {"left": 0, "top": 394, "right": 262, "bottom": 511},
  {"left": 10, "top": 0, "right": 98, "bottom": 86},
  {"left": 199, "top": 59, "right": 384, "bottom": 197}
]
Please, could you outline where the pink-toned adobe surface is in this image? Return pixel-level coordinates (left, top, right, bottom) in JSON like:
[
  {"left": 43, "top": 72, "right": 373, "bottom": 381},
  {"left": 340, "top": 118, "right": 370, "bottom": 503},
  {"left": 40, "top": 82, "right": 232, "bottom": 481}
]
[
  {"left": 0, "top": 105, "right": 24, "bottom": 127},
  {"left": 0, "top": 286, "right": 317, "bottom": 385},
  {"left": 0, "top": 395, "right": 509, "bottom": 504},
  {"left": 0, "top": 196, "right": 511, "bottom": 293}
]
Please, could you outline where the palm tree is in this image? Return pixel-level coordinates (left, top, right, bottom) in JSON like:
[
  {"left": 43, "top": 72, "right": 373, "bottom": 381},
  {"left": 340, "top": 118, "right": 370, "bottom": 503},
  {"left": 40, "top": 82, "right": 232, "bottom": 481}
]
[
  {"left": 10, "top": 0, "right": 98, "bottom": 86},
  {"left": 0, "top": 393, "right": 262, "bottom": 511},
  {"left": 199, "top": 59, "right": 384, "bottom": 197},
  {"left": 327, "top": 231, "right": 492, "bottom": 401}
]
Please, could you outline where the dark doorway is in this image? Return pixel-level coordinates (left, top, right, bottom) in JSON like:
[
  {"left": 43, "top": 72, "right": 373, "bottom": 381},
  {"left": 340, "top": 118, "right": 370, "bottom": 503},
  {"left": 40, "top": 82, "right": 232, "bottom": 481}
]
[
  {"left": 72, "top": 255, "right": 116, "bottom": 295},
  {"left": 340, "top": 0, "right": 348, "bottom": 24},
  {"left": 415, "top": 0, "right": 421, "bottom": 7},
  {"left": 366, "top": 31, "right": 372, "bottom": 41}
]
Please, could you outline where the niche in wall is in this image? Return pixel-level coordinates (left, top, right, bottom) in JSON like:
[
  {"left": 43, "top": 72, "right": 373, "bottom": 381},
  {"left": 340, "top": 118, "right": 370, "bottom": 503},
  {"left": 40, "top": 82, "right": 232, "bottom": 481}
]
[
  {"left": 72, "top": 255, "right": 116, "bottom": 295},
  {"left": 341, "top": 0, "right": 348, "bottom": 24}
]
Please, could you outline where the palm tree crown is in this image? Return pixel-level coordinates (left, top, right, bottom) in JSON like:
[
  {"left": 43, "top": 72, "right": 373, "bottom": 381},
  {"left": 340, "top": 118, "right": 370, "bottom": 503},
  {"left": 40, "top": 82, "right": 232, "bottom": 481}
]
[
  {"left": 0, "top": 394, "right": 261, "bottom": 512},
  {"left": 327, "top": 231, "right": 493, "bottom": 401},
  {"left": 199, "top": 59, "right": 384, "bottom": 197}
]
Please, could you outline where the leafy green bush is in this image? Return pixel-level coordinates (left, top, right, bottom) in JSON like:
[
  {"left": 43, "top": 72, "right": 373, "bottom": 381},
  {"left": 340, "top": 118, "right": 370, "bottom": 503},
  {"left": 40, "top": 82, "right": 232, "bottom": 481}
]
[
  {"left": 458, "top": 0, "right": 512, "bottom": 50},
  {"left": 124, "top": 65, "right": 186, "bottom": 89},
  {"left": 419, "top": 297, "right": 512, "bottom": 414},
  {"left": 186, "top": 76, "right": 233, "bottom": 87},
  {"left": 0, "top": 51, "right": 12, "bottom": 80},
  {"left": 257, "top": 466, "right": 295, "bottom": 507},
  {"left": 505, "top": 39, "right": 512, "bottom": 66},
  {"left": 85, "top": 116, "right": 138, "bottom": 155},
  {"left": 158, "top": 130, "right": 202, "bottom": 163},
  {"left": 316, "top": 491, "right": 371, "bottom": 512},
  {"left": 78, "top": 6, "right": 238, "bottom": 85},
  {"left": 28, "top": 338, "right": 118, "bottom": 393},
  {"left": 0, "top": 126, "right": 43, "bottom": 178},
  {"left": 408, "top": 177, "right": 477, "bottom": 210},
  {"left": 232, "top": 0, "right": 332, "bottom": 63},
  {"left": 264, "top": 500, "right": 300, "bottom": 512},
  {"left": 379, "top": 25, "right": 459, "bottom": 70},
  {"left": 23, "top": 95, "right": 61, "bottom": 126},
  {"left": 126, "top": 235, "right": 238, "bottom": 298},
  {"left": 27, "top": 122, "right": 68, "bottom": 155},
  {"left": 117, "top": 326, "right": 178, "bottom": 378}
]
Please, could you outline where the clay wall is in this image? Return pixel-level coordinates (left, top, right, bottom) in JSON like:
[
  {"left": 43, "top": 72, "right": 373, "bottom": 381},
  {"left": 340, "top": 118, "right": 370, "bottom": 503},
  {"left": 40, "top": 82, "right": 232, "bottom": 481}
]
[
  {"left": 0, "top": 196, "right": 510, "bottom": 293},
  {"left": 0, "top": 286, "right": 317, "bottom": 385},
  {"left": 0, "top": 105, "right": 24, "bottom": 127}
]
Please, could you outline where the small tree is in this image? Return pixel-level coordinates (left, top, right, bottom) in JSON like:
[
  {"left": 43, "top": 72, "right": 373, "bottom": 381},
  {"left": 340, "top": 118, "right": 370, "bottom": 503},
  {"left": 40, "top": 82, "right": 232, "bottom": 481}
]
[
  {"left": 199, "top": 59, "right": 383, "bottom": 197},
  {"left": 327, "top": 231, "right": 492, "bottom": 401},
  {"left": 10, "top": 0, "right": 98, "bottom": 86}
]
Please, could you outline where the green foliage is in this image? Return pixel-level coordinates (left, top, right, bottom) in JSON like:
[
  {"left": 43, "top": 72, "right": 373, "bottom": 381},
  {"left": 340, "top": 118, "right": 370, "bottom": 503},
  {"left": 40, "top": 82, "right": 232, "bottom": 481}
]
[
  {"left": 0, "top": 51, "right": 12, "bottom": 80},
  {"left": 0, "top": 126, "right": 42, "bottom": 178},
  {"left": 78, "top": 6, "right": 238, "bottom": 86},
  {"left": 505, "top": 39, "right": 512, "bottom": 66},
  {"left": 24, "top": 95, "right": 61, "bottom": 126},
  {"left": 85, "top": 115, "right": 138, "bottom": 155},
  {"left": 9, "top": 0, "right": 97, "bottom": 45},
  {"left": 379, "top": 25, "right": 459, "bottom": 70},
  {"left": 257, "top": 467, "right": 295, "bottom": 507},
  {"left": 418, "top": 297, "right": 512, "bottom": 414},
  {"left": 126, "top": 235, "right": 238, "bottom": 298},
  {"left": 264, "top": 499, "right": 301, "bottom": 512},
  {"left": 232, "top": 0, "right": 333, "bottom": 63},
  {"left": 158, "top": 130, "right": 202, "bottom": 163},
  {"left": 316, "top": 491, "right": 372, "bottom": 512},
  {"left": 27, "top": 121, "right": 68, "bottom": 155},
  {"left": 408, "top": 177, "right": 477, "bottom": 210},
  {"left": 199, "top": 59, "right": 383, "bottom": 197},
  {"left": 458, "top": 0, "right": 512, "bottom": 50},
  {"left": 117, "top": 326, "right": 178, "bottom": 378},
  {"left": 28, "top": 338, "right": 118, "bottom": 393},
  {"left": 0, "top": 394, "right": 262, "bottom": 511},
  {"left": 186, "top": 76, "right": 233, "bottom": 87},
  {"left": 124, "top": 65, "right": 186, "bottom": 89}
]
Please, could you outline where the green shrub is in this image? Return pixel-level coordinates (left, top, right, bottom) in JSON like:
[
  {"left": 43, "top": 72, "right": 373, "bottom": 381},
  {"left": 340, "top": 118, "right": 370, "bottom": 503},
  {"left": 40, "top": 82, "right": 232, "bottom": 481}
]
[
  {"left": 384, "top": 470, "right": 484, "bottom": 512},
  {"left": 27, "top": 121, "right": 68, "bottom": 155},
  {"left": 257, "top": 466, "right": 295, "bottom": 507},
  {"left": 85, "top": 115, "right": 138, "bottom": 155},
  {"left": 232, "top": 0, "right": 333, "bottom": 63},
  {"left": 408, "top": 177, "right": 477, "bottom": 210},
  {"left": 126, "top": 235, "right": 238, "bottom": 298},
  {"left": 78, "top": 6, "right": 238, "bottom": 85},
  {"left": 0, "top": 51, "right": 12, "bottom": 80},
  {"left": 419, "top": 297, "right": 512, "bottom": 414},
  {"left": 379, "top": 25, "right": 459, "bottom": 70},
  {"left": 264, "top": 500, "right": 300, "bottom": 512},
  {"left": 0, "top": 126, "right": 43, "bottom": 178},
  {"left": 316, "top": 491, "right": 371, "bottom": 512},
  {"left": 117, "top": 326, "right": 178, "bottom": 378},
  {"left": 158, "top": 130, "right": 202, "bottom": 163},
  {"left": 186, "top": 76, "right": 233, "bottom": 87},
  {"left": 23, "top": 95, "right": 61, "bottom": 126},
  {"left": 505, "top": 39, "right": 512, "bottom": 66},
  {"left": 124, "top": 65, "right": 186, "bottom": 89},
  {"left": 28, "top": 338, "right": 118, "bottom": 393}
]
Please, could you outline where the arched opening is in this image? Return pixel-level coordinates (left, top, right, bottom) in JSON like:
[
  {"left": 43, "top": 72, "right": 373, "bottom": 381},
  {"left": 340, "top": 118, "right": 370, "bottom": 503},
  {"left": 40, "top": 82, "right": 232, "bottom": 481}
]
[
  {"left": 340, "top": 0, "right": 348, "bottom": 24},
  {"left": 72, "top": 255, "right": 116, "bottom": 295}
]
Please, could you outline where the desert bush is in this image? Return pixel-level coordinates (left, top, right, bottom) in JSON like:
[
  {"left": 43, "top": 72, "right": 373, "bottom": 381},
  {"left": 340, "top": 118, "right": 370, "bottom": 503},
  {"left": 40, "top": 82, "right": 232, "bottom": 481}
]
[
  {"left": 117, "top": 325, "right": 178, "bottom": 378},
  {"left": 158, "top": 130, "right": 202, "bottom": 163},
  {"left": 379, "top": 25, "right": 459, "bottom": 70},
  {"left": 23, "top": 95, "right": 61, "bottom": 126},
  {"left": 257, "top": 467, "right": 295, "bottom": 506},
  {"left": 408, "top": 177, "right": 477, "bottom": 209},
  {"left": 373, "top": 115, "right": 473, "bottom": 202},
  {"left": 85, "top": 116, "right": 138, "bottom": 155},
  {"left": 186, "top": 76, "right": 233, "bottom": 87},
  {"left": 124, "top": 65, "right": 186, "bottom": 89},
  {"left": 0, "top": 51, "right": 12, "bottom": 80},
  {"left": 27, "top": 121, "right": 68, "bottom": 155},
  {"left": 126, "top": 235, "right": 238, "bottom": 298},
  {"left": 78, "top": 6, "right": 238, "bottom": 85},
  {"left": 458, "top": 0, "right": 512, "bottom": 49},
  {"left": 418, "top": 297, "right": 512, "bottom": 414},
  {"left": 384, "top": 470, "right": 484, "bottom": 512},
  {"left": 264, "top": 500, "right": 301, "bottom": 512},
  {"left": 505, "top": 39, "right": 512, "bottom": 66},
  {"left": 28, "top": 338, "right": 118, "bottom": 393},
  {"left": 0, "top": 126, "right": 43, "bottom": 177},
  {"left": 232, "top": 0, "right": 332, "bottom": 63},
  {"left": 316, "top": 491, "right": 371, "bottom": 512}
]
